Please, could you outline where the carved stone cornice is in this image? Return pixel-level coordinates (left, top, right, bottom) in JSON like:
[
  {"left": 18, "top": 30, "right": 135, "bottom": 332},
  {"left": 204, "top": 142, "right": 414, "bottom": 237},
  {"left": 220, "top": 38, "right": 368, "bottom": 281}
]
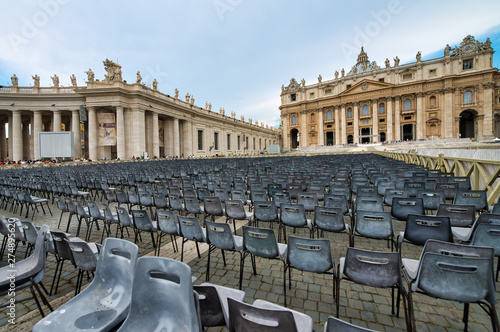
[
  {"left": 340, "top": 103, "right": 346, "bottom": 108},
  {"left": 394, "top": 96, "right": 401, "bottom": 101},
  {"left": 371, "top": 98, "right": 378, "bottom": 103},
  {"left": 482, "top": 82, "right": 495, "bottom": 89},
  {"left": 416, "top": 92, "right": 425, "bottom": 98},
  {"left": 443, "top": 87, "right": 456, "bottom": 94},
  {"left": 353, "top": 102, "right": 360, "bottom": 107},
  {"left": 299, "top": 110, "right": 308, "bottom": 115}
]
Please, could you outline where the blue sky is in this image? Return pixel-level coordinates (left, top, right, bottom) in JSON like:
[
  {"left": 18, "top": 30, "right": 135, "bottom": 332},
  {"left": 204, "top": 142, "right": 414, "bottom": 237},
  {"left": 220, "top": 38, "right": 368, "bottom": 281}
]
[{"left": 1, "top": 0, "right": 500, "bottom": 128}]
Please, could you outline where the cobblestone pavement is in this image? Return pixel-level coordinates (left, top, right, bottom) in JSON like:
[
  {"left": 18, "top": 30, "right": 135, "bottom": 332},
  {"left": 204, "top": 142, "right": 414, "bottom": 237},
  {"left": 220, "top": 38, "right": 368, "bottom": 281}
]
[{"left": 1, "top": 194, "right": 499, "bottom": 332}]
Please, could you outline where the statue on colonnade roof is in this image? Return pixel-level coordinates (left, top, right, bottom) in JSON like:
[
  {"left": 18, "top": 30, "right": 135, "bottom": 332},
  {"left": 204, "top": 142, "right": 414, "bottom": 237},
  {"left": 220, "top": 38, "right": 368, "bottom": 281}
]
[{"left": 103, "top": 58, "right": 123, "bottom": 83}]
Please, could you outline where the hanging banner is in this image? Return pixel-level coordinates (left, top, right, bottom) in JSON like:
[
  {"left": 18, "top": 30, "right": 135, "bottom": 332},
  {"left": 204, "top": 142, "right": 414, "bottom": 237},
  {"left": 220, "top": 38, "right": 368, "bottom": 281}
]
[
  {"left": 159, "top": 119, "right": 165, "bottom": 147},
  {"left": 98, "top": 113, "right": 116, "bottom": 146}
]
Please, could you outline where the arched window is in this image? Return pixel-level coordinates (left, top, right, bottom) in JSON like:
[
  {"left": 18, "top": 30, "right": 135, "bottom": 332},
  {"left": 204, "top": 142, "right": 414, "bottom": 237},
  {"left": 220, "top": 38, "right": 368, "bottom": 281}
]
[
  {"left": 347, "top": 108, "right": 353, "bottom": 118},
  {"left": 326, "top": 110, "right": 333, "bottom": 120},
  {"left": 429, "top": 95, "right": 436, "bottom": 108},
  {"left": 463, "top": 90, "right": 472, "bottom": 104},
  {"left": 379, "top": 103, "right": 385, "bottom": 114},
  {"left": 362, "top": 104, "right": 369, "bottom": 116},
  {"left": 403, "top": 99, "right": 411, "bottom": 110},
  {"left": 311, "top": 113, "right": 315, "bottom": 122},
  {"left": 291, "top": 115, "right": 297, "bottom": 125}
]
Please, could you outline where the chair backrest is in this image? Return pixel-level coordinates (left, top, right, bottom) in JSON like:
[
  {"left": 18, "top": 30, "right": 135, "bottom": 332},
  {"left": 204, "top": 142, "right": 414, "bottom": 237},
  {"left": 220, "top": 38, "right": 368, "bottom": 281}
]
[
  {"left": 193, "top": 284, "right": 225, "bottom": 327},
  {"left": 20, "top": 220, "right": 38, "bottom": 245},
  {"left": 469, "top": 223, "right": 500, "bottom": 256},
  {"left": 206, "top": 221, "right": 237, "bottom": 251},
  {"left": 314, "top": 206, "right": 346, "bottom": 233},
  {"left": 204, "top": 196, "right": 224, "bottom": 216},
  {"left": 54, "top": 196, "right": 68, "bottom": 211},
  {"left": 197, "top": 188, "right": 211, "bottom": 201},
  {"left": 51, "top": 231, "right": 74, "bottom": 261},
  {"left": 67, "top": 239, "right": 99, "bottom": 272},
  {"left": 254, "top": 201, "right": 278, "bottom": 222},
  {"left": 116, "top": 206, "right": 134, "bottom": 228},
  {"left": 168, "top": 193, "right": 184, "bottom": 211},
  {"left": 287, "top": 236, "right": 334, "bottom": 273},
  {"left": 228, "top": 298, "right": 297, "bottom": 332},
  {"left": 251, "top": 190, "right": 268, "bottom": 203},
  {"left": 86, "top": 201, "right": 103, "bottom": 219},
  {"left": 342, "top": 247, "right": 401, "bottom": 288},
  {"left": 177, "top": 215, "right": 205, "bottom": 241},
  {"left": 448, "top": 176, "right": 471, "bottom": 190},
  {"left": 384, "top": 188, "right": 408, "bottom": 206},
  {"left": 131, "top": 210, "right": 156, "bottom": 232},
  {"left": 435, "top": 182, "right": 458, "bottom": 200},
  {"left": 152, "top": 193, "right": 168, "bottom": 208},
  {"left": 354, "top": 210, "right": 393, "bottom": 239},
  {"left": 115, "top": 189, "right": 129, "bottom": 204},
  {"left": 391, "top": 197, "right": 424, "bottom": 221},
  {"left": 436, "top": 203, "right": 475, "bottom": 227},
  {"left": 416, "top": 190, "right": 446, "bottom": 211},
  {"left": 453, "top": 190, "right": 488, "bottom": 212},
  {"left": 402, "top": 214, "right": 453, "bottom": 247},
  {"left": 356, "top": 196, "right": 384, "bottom": 213},
  {"left": 243, "top": 226, "right": 282, "bottom": 259},
  {"left": 184, "top": 196, "right": 202, "bottom": 214},
  {"left": 297, "top": 193, "right": 319, "bottom": 211},
  {"left": 127, "top": 190, "right": 139, "bottom": 205},
  {"left": 280, "top": 204, "right": 307, "bottom": 227},
  {"left": 156, "top": 210, "right": 179, "bottom": 234},
  {"left": 225, "top": 200, "right": 246, "bottom": 219},
  {"left": 118, "top": 256, "right": 200, "bottom": 331},
  {"left": 323, "top": 194, "right": 349, "bottom": 215},
  {"left": 324, "top": 316, "right": 376, "bottom": 332}
]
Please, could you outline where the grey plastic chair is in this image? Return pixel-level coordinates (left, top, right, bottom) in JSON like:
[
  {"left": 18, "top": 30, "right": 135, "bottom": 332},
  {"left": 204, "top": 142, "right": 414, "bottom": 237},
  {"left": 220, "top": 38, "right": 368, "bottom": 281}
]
[
  {"left": 0, "top": 225, "right": 52, "bottom": 317},
  {"left": 20, "top": 220, "right": 38, "bottom": 258},
  {"left": 205, "top": 221, "right": 243, "bottom": 284},
  {"left": 436, "top": 203, "right": 475, "bottom": 227},
  {"left": 453, "top": 189, "right": 488, "bottom": 213},
  {"left": 50, "top": 230, "right": 76, "bottom": 296},
  {"left": 324, "top": 316, "right": 376, "bottom": 332},
  {"left": 116, "top": 256, "right": 201, "bottom": 332},
  {"left": 469, "top": 222, "right": 500, "bottom": 281},
  {"left": 352, "top": 210, "right": 395, "bottom": 250},
  {"left": 194, "top": 282, "right": 245, "bottom": 328},
  {"left": 337, "top": 248, "right": 410, "bottom": 330},
  {"left": 284, "top": 236, "right": 335, "bottom": 307},
  {"left": 33, "top": 238, "right": 139, "bottom": 332},
  {"left": 177, "top": 215, "right": 207, "bottom": 262},
  {"left": 116, "top": 206, "right": 136, "bottom": 241},
  {"left": 156, "top": 210, "right": 179, "bottom": 255},
  {"left": 404, "top": 240, "right": 499, "bottom": 332},
  {"left": 416, "top": 190, "right": 446, "bottom": 213},
  {"left": 384, "top": 188, "right": 409, "bottom": 206},
  {"left": 228, "top": 298, "right": 313, "bottom": 332},
  {"left": 313, "top": 206, "right": 350, "bottom": 241},
  {"left": 203, "top": 196, "right": 224, "bottom": 221},
  {"left": 241, "top": 226, "right": 287, "bottom": 290},
  {"left": 225, "top": 199, "right": 253, "bottom": 235},
  {"left": 54, "top": 196, "right": 69, "bottom": 229},
  {"left": 131, "top": 209, "right": 158, "bottom": 248},
  {"left": 67, "top": 238, "right": 101, "bottom": 295},
  {"left": 391, "top": 197, "right": 425, "bottom": 222},
  {"left": 184, "top": 195, "right": 204, "bottom": 219},
  {"left": 253, "top": 200, "right": 279, "bottom": 228},
  {"left": 279, "top": 203, "right": 313, "bottom": 243}
]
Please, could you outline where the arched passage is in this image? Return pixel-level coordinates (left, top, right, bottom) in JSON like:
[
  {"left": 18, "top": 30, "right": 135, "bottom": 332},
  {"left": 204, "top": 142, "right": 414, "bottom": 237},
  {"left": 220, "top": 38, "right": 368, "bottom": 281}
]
[
  {"left": 290, "top": 128, "right": 299, "bottom": 149},
  {"left": 459, "top": 110, "right": 476, "bottom": 138}
]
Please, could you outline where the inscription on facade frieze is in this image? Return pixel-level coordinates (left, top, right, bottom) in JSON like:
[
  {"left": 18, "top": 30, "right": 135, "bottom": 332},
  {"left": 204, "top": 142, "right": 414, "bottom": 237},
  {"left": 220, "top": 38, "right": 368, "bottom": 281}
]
[{"left": 87, "top": 96, "right": 120, "bottom": 102}]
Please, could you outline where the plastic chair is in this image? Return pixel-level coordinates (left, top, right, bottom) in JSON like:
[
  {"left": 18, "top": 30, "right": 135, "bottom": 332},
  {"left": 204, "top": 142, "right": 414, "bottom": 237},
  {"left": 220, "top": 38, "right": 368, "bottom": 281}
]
[
  {"left": 435, "top": 182, "right": 459, "bottom": 200},
  {"left": 253, "top": 200, "right": 279, "bottom": 228},
  {"left": 177, "top": 215, "right": 207, "bottom": 262},
  {"left": 67, "top": 238, "right": 101, "bottom": 295},
  {"left": 416, "top": 190, "right": 446, "bottom": 213},
  {"left": 116, "top": 256, "right": 201, "bottom": 331},
  {"left": 0, "top": 225, "right": 52, "bottom": 318},
  {"left": 336, "top": 248, "right": 410, "bottom": 330},
  {"left": 284, "top": 236, "right": 335, "bottom": 307},
  {"left": 451, "top": 212, "right": 500, "bottom": 243},
  {"left": 227, "top": 298, "right": 313, "bottom": 332},
  {"left": 54, "top": 196, "right": 69, "bottom": 229},
  {"left": 156, "top": 210, "right": 179, "bottom": 255},
  {"left": 49, "top": 230, "right": 76, "bottom": 296},
  {"left": 131, "top": 210, "right": 158, "bottom": 248},
  {"left": 194, "top": 283, "right": 245, "bottom": 328},
  {"left": 184, "top": 195, "right": 204, "bottom": 219},
  {"left": 352, "top": 210, "right": 395, "bottom": 250},
  {"left": 453, "top": 189, "right": 488, "bottom": 213},
  {"left": 469, "top": 222, "right": 500, "bottom": 281},
  {"left": 436, "top": 203, "right": 475, "bottom": 227},
  {"left": 116, "top": 206, "right": 136, "bottom": 241},
  {"left": 297, "top": 192, "right": 319, "bottom": 212},
  {"left": 323, "top": 316, "right": 376, "bottom": 332},
  {"left": 33, "top": 238, "right": 139, "bottom": 332},
  {"left": 384, "top": 188, "right": 409, "bottom": 206},
  {"left": 241, "top": 226, "right": 287, "bottom": 290},
  {"left": 279, "top": 203, "right": 313, "bottom": 243},
  {"left": 24, "top": 192, "right": 52, "bottom": 220},
  {"left": 391, "top": 197, "right": 424, "bottom": 222},
  {"left": 313, "top": 206, "right": 350, "bottom": 241},
  {"left": 204, "top": 196, "right": 224, "bottom": 221},
  {"left": 225, "top": 199, "right": 253, "bottom": 235},
  {"left": 20, "top": 220, "right": 39, "bottom": 258},
  {"left": 403, "top": 240, "right": 499, "bottom": 332}
]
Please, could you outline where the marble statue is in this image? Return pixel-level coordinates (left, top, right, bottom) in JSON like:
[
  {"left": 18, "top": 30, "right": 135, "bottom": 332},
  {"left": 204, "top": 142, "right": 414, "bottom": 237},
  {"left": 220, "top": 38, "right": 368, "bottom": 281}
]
[
  {"left": 190, "top": 95, "right": 194, "bottom": 105},
  {"left": 341, "top": 68, "right": 345, "bottom": 77},
  {"left": 85, "top": 68, "right": 94, "bottom": 82},
  {"left": 152, "top": 78, "right": 158, "bottom": 90},
  {"left": 335, "top": 70, "right": 339, "bottom": 79},
  {"left": 103, "top": 58, "right": 122, "bottom": 82},
  {"left": 175, "top": 88, "right": 179, "bottom": 98},
  {"left": 205, "top": 101, "right": 208, "bottom": 110},
  {"left": 241, "top": 115, "right": 244, "bottom": 121},
  {"left": 185, "top": 93, "right": 190, "bottom": 102},
  {"left": 444, "top": 44, "right": 451, "bottom": 56},
  {"left": 301, "top": 78, "right": 305, "bottom": 87},
  {"left": 281, "top": 84, "right": 284, "bottom": 92},
  {"left": 394, "top": 56, "right": 400, "bottom": 67},
  {"left": 208, "top": 102, "right": 212, "bottom": 111},
  {"left": 70, "top": 74, "right": 77, "bottom": 87},
  {"left": 136, "top": 71, "right": 142, "bottom": 84},
  {"left": 11, "top": 74, "right": 18, "bottom": 87},
  {"left": 352, "top": 65, "right": 358, "bottom": 74},
  {"left": 385, "top": 58, "right": 390, "bottom": 68},
  {"left": 318, "top": 74, "right": 322, "bottom": 83},
  {"left": 416, "top": 51, "right": 421, "bottom": 61},
  {"left": 32, "top": 74, "right": 40, "bottom": 87},
  {"left": 51, "top": 74, "right": 59, "bottom": 87}
]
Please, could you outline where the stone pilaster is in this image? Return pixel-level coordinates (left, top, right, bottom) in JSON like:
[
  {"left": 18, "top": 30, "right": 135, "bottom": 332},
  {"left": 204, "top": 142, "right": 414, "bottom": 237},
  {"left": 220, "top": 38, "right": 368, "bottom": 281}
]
[
  {"left": 372, "top": 99, "right": 378, "bottom": 143},
  {"left": 318, "top": 108, "right": 324, "bottom": 146},
  {"left": 12, "top": 110, "right": 22, "bottom": 161},
  {"left": 394, "top": 97, "right": 401, "bottom": 140},
  {"left": 443, "top": 87, "right": 455, "bottom": 138},
  {"left": 335, "top": 106, "right": 340, "bottom": 145},
  {"left": 152, "top": 112, "right": 160, "bottom": 158},
  {"left": 353, "top": 103, "right": 359, "bottom": 144},
  {"left": 71, "top": 110, "right": 80, "bottom": 159},
  {"left": 173, "top": 118, "right": 180, "bottom": 157},
  {"left": 387, "top": 98, "right": 393, "bottom": 142},
  {"left": 482, "top": 82, "right": 495, "bottom": 140},
  {"left": 416, "top": 92, "right": 424, "bottom": 139},
  {"left": 341, "top": 104, "right": 346, "bottom": 144},
  {"left": 116, "top": 106, "right": 125, "bottom": 160},
  {"left": 88, "top": 107, "right": 97, "bottom": 160},
  {"left": 33, "top": 111, "right": 42, "bottom": 160}
]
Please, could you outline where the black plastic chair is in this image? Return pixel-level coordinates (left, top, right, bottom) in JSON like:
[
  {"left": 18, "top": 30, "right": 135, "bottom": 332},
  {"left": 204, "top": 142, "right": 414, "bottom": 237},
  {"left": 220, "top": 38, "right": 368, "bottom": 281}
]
[
  {"left": 436, "top": 203, "right": 475, "bottom": 227},
  {"left": 352, "top": 210, "right": 395, "bottom": 250},
  {"left": 391, "top": 197, "right": 425, "bottom": 222},
  {"left": 324, "top": 316, "right": 376, "bottom": 332},
  {"left": 453, "top": 189, "right": 488, "bottom": 213},
  {"left": 313, "top": 206, "right": 350, "bottom": 241}
]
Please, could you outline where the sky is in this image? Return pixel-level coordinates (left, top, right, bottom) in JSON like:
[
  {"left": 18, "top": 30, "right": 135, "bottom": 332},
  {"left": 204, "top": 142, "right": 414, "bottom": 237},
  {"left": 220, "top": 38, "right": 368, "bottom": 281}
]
[{"left": 1, "top": 0, "right": 500, "bottom": 129}]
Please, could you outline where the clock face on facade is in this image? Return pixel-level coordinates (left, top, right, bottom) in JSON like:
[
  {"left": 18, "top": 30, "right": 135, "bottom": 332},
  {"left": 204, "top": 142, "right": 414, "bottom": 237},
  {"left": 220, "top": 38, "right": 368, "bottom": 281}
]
[
  {"left": 290, "top": 84, "right": 296, "bottom": 89},
  {"left": 463, "top": 43, "right": 475, "bottom": 53}
]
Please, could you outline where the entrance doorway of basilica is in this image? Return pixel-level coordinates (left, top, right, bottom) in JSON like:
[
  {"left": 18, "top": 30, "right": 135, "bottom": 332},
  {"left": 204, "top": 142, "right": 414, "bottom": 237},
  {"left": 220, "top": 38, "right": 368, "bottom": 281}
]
[
  {"left": 326, "top": 132, "right": 334, "bottom": 145},
  {"left": 290, "top": 129, "right": 299, "bottom": 149},
  {"left": 459, "top": 110, "right": 476, "bottom": 139},
  {"left": 402, "top": 124, "right": 414, "bottom": 141}
]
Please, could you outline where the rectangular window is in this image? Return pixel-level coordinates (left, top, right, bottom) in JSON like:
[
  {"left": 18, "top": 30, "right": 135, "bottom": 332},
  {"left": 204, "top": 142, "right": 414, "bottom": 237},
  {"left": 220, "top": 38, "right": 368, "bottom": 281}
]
[
  {"left": 346, "top": 84, "right": 351, "bottom": 89},
  {"left": 290, "top": 94, "right": 296, "bottom": 101},
  {"left": 402, "top": 73, "right": 413, "bottom": 81},
  {"left": 214, "top": 132, "right": 219, "bottom": 150},
  {"left": 404, "top": 116, "right": 412, "bottom": 120},
  {"left": 429, "top": 69, "right": 437, "bottom": 77},
  {"left": 379, "top": 78, "right": 385, "bottom": 83},
  {"left": 379, "top": 119, "right": 385, "bottom": 123},
  {"left": 259, "top": 139, "right": 261, "bottom": 150},
  {"left": 197, "top": 130, "right": 203, "bottom": 150},
  {"left": 463, "top": 59, "right": 474, "bottom": 70},
  {"left": 237, "top": 136, "right": 241, "bottom": 150},
  {"left": 348, "top": 122, "right": 352, "bottom": 126},
  {"left": 309, "top": 92, "right": 315, "bottom": 99},
  {"left": 324, "top": 89, "right": 332, "bottom": 95},
  {"left": 227, "top": 134, "right": 231, "bottom": 150}
]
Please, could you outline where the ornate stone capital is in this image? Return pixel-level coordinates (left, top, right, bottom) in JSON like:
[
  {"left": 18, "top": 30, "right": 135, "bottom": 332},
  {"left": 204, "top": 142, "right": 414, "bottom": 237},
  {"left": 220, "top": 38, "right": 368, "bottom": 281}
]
[
  {"left": 416, "top": 92, "right": 425, "bottom": 98},
  {"left": 482, "top": 82, "right": 495, "bottom": 89},
  {"left": 299, "top": 110, "right": 308, "bottom": 115},
  {"left": 443, "top": 87, "right": 456, "bottom": 94},
  {"left": 353, "top": 102, "right": 360, "bottom": 107},
  {"left": 371, "top": 98, "right": 378, "bottom": 103},
  {"left": 340, "top": 103, "right": 346, "bottom": 108},
  {"left": 394, "top": 96, "right": 401, "bottom": 101}
]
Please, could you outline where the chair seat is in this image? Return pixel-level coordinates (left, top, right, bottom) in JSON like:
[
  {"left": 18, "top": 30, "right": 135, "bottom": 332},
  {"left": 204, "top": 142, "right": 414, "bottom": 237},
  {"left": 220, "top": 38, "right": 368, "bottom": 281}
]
[
  {"left": 451, "top": 226, "right": 473, "bottom": 242},
  {"left": 252, "top": 299, "right": 313, "bottom": 332},
  {"left": 277, "top": 243, "right": 287, "bottom": 260},
  {"left": 401, "top": 258, "right": 419, "bottom": 280},
  {"left": 30, "top": 196, "right": 48, "bottom": 203},
  {"left": 233, "top": 235, "right": 243, "bottom": 251}
]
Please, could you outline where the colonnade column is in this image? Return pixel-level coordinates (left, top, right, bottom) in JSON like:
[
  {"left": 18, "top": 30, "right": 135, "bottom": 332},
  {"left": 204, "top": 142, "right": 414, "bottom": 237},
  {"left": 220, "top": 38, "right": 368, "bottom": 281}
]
[
  {"left": 173, "top": 118, "right": 180, "bottom": 157},
  {"left": 22, "top": 119, "right": 30, "bottom": 159},
  {"left": 341, "top": 104, "right": 346, "bottom": 144},
  {"left": 387, "top": 98, "right": 393, "bottom": 142},
  {"left": 8, "top": 114, "right": 12, "bottom": 161},
  {"left": 183, "top": 121, "right": 193, "bottom": 157},
  {"left": 482, "top": 82, "right": 495, "bottom": 139},
  {"left": 152, "top": 112, "right": 160, "bottom": 158},
  {"left": 334, "top": 106, "right": 340, "bottom": 145},
  {"left": 71, "top": 110, "right": 80, "bottom": 159},
  {"left": 372, "top": 99, "right": 378, "bottom": 143},
  {"left": 353, "top": 103, "right": 359, "bottom": 144},
  {"left": 12, "top": 110, "right": 22, "bottom": 162},
  {"left": 443, "top": 88, "right": 455, "bottom": 138},
  {"left": 394, "top": 97, "right": 401, "bottom": 141},
  {"left": 0, "top": 120, "right": 6, "bottom": 160},
  {"left": 116, "top": 106, "right": 126, "bottom": 160},
  {"left": 416, "top": 92, "right": 424, "bottom": 139},
  {"left": 131, "top": 107, "right": 146, "bottom": 158},
  {"left": 318, "top": 108, "right": 324, "bottom": 146},
  {"left": 53, "top": 110, "right": 62, "bottom": 132},
  {"left": 88, "top": 107, "right": 97, "bottom": 161}
]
